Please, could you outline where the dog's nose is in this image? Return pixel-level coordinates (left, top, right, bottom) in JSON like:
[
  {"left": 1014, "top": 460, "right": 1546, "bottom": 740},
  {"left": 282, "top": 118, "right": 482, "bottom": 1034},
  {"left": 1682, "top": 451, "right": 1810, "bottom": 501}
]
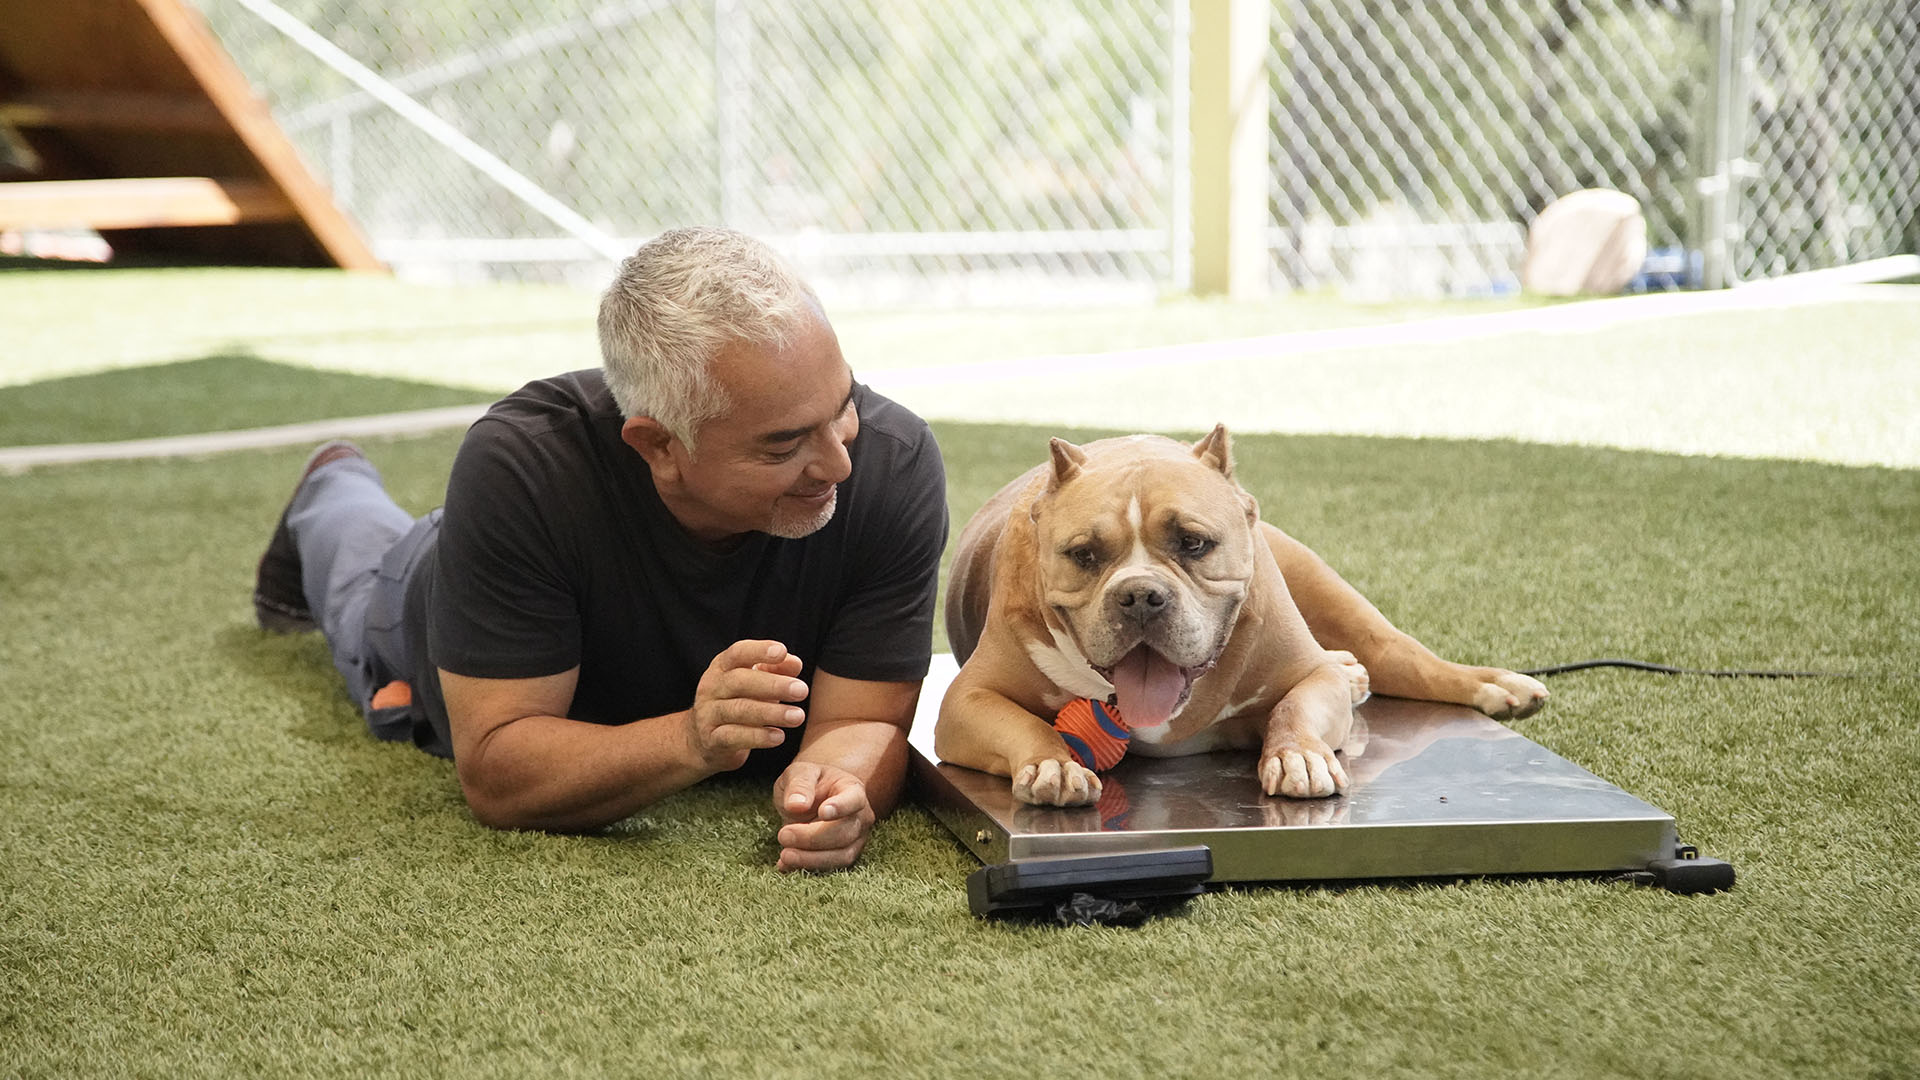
[{"left": 1117, "top": 581, "right": 1170, "bottom": 612}]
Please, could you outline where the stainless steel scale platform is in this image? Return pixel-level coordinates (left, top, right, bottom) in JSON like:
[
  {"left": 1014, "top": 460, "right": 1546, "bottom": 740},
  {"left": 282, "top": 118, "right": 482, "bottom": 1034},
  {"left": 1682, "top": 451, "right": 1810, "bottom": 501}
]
[{"left": 909, "top": 655, "right": 1693, "bottom": 888}]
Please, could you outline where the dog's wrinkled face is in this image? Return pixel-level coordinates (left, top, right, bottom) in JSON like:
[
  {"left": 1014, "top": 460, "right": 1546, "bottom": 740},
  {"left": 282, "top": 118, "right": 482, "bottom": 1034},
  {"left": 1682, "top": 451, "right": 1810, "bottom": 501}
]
[{"left": 1032, "top": 429, "right": 1259, "bottom": 731}]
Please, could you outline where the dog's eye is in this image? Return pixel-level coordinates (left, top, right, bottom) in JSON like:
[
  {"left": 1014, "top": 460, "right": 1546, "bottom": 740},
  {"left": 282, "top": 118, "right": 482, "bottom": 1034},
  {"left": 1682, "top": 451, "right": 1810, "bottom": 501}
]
[
  {"left": 1064, "top": 545, "right": 1099, "bottom": 571},
  {"left": 1178, "top": 533, "right": 1215, "bottom": 558}
]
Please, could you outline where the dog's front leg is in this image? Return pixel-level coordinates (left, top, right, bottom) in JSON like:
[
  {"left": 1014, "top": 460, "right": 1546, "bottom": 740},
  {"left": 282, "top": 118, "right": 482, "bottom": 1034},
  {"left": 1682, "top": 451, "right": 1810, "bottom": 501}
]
[
  {"left": 936, "top": 684, "right": 1102, "bottom": 807},
  {"left": 1258, "top": 660, "right": 1362, "bottom": 798}
]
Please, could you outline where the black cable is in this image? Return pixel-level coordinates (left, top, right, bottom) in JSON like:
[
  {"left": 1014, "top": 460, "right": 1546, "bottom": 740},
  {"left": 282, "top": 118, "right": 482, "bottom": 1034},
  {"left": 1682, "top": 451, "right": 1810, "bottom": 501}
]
[{"left": 1519, "top": 658, "right": 1856, "bottom": 679}]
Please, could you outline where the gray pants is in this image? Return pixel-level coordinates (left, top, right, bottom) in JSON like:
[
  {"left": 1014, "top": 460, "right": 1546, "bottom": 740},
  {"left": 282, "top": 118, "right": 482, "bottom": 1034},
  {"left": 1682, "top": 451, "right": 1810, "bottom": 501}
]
[{"left": 285, "top": 455, "right": 445, "bottom": 753}]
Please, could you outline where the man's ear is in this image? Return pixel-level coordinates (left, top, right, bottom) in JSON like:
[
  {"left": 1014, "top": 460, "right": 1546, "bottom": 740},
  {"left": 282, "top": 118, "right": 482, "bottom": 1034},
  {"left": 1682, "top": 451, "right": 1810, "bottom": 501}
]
[{"left": 620, "top": 417, "right": 681, "bottom": 484}]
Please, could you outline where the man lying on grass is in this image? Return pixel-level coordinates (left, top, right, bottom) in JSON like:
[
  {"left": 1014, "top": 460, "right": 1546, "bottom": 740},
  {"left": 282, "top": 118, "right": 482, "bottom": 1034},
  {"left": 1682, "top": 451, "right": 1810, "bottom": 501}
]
[{"left": 252, "top": 227, "right": 949, "bottom": 871}]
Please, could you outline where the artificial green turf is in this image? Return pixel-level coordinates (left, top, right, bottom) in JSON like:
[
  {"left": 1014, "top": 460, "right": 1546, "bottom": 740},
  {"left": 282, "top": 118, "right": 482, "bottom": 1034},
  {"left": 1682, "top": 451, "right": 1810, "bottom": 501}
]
[
  {"left": 11, "top": 266, "right": 1914, "bottom": 472},
  {"left": 3, "top": 401, "right": 1916, "bottom": 1078},
  {"left": 0, "top": 266, "right": 597, "bottom": 391},
  {"left": 874, "top": 293, "right": 1920, "bottom": 470},
  {"left": 0, "top": 264, "right": 1547, "bottom": 393},
  {"left": 0, "top": 354, "right": 495, "bottom": 446}
]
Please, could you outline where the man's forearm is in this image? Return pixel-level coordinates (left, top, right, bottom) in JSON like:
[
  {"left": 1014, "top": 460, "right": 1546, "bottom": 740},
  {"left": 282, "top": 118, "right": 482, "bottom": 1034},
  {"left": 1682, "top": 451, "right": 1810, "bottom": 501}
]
[{"left": 459, "top": 710, "right": 714, "bottom": 832}]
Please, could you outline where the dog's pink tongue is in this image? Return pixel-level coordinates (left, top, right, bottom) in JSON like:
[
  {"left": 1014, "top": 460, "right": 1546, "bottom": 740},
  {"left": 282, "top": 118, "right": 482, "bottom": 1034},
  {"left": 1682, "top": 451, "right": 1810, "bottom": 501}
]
[{"left": 1109, "top": 645, "right": 1186, "bottom": 730}]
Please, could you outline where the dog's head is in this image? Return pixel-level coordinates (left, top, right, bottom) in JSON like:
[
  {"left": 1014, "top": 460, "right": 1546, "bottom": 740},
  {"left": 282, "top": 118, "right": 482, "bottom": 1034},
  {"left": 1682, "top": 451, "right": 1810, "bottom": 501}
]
[{"left": 1029, "top": 425, "right": 1260, "bottom": 731}]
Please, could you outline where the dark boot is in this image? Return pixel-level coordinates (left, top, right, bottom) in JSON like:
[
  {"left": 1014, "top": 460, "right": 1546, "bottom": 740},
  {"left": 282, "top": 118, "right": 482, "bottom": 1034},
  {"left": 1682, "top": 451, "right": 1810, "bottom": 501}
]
[{"left": 253, "top": 440, "right": 366, "bottom": 633}]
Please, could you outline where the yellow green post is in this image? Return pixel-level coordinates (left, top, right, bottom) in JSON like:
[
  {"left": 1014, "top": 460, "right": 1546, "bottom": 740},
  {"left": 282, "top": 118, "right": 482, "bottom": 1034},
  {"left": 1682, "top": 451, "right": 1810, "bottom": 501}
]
[{"left": 1188, "top": 0, "right": 1270, "bottom": 298}]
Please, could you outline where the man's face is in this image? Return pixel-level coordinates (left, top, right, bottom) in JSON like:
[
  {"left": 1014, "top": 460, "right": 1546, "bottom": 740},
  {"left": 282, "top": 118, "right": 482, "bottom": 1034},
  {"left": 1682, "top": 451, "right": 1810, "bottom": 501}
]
[{"left": 631, "top": 312, "right": 860, "bottom": 543}]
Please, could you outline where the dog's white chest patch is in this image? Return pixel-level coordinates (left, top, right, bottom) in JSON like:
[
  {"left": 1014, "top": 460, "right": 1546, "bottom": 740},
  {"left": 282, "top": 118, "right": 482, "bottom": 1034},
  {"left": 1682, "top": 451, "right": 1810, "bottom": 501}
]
[
  {"left": 1024, "top": 627, "right": 1113, "bottom": 706},
  {"left": 1128, "top": 724, "right": 1231, "bottom": 755},
  {"left": 1219, "top": 689, "right": 1271, "bottom": 723},
  {"left": 1124, "top": 684, "right": 1262, "bottom": 755}
]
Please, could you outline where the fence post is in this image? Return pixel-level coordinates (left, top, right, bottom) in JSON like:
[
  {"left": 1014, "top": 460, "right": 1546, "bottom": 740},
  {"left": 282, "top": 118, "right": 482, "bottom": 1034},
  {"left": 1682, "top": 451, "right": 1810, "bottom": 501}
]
[
  {"left": 715, "top": 0, "right": 751, "bottom": 228},
  {"left": 1170, "top": 0, "right": 1193, "bottom": 293},
  {"left": 1698, "top": 0, "right": 1757, "bottom": 289},
  {"left": 1189, "top": 0, "right": 1269, "bottom": 298},
  {"left": 1697, "top": 0, "right": 1731, "bottom": 289}
]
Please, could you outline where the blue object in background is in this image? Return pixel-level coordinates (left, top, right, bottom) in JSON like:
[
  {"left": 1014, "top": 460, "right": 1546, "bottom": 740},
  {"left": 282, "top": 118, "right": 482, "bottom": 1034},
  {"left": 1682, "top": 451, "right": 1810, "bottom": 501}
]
[{"left": 1627, "top": 247, "right": 1703, "bottom": 292}]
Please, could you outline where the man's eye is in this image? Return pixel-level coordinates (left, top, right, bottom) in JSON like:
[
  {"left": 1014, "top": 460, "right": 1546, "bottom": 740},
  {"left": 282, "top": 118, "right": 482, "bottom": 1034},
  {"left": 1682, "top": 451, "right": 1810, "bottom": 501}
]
[
  {"left": 766, "top": 445, "right": 801, "bottom": 462},
  {"left": 1178, "top": 534, "right": 1215, "bottom": 558}
]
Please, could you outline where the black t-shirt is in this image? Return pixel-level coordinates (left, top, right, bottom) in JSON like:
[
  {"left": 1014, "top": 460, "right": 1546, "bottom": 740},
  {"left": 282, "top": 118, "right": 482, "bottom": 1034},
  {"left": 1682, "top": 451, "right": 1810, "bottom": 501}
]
[{"left": 399, "top": 369, "right": 948, "bottom": 763}]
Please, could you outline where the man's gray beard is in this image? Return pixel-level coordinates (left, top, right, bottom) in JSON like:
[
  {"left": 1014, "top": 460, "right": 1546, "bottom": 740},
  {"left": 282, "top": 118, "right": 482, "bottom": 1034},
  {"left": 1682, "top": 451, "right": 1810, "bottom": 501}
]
[{"left": 767, "top": 489, "right": 837, "bottom": 539}]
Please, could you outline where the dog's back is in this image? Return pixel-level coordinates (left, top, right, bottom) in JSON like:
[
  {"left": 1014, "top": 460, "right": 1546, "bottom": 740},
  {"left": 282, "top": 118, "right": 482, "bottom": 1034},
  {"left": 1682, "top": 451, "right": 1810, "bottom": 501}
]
[{"left": 942, "top": 464, "right": 1046, "bottom": 663}]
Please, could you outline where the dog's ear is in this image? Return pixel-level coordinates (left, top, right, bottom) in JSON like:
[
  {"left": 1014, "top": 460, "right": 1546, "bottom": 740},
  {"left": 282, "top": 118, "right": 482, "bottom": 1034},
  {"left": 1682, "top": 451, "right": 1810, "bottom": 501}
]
[
  {"left": 1192, "top": 424, "right": 1234, "bottom": 478},
  {"left": 1047, "top": 437, "right": 1088, "bottom": 489}
]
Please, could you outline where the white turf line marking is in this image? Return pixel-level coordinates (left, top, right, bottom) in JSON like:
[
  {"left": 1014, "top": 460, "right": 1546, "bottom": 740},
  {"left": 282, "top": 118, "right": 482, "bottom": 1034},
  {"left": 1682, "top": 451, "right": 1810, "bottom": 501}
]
[
  {"left": 0, "top": 405, "right": 487, "bottom": 474},
  {"left": 2, "top": 255, "right": 1912, "bottom": 474}
]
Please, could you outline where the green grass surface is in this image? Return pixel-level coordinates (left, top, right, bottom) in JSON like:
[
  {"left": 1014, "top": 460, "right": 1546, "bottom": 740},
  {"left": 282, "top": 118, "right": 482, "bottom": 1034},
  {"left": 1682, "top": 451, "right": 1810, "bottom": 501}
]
[
  {"left": 0, "top": 266, "right": 592, "bottom": 391},
  {"left": 4, "top": 356, "right": 1917, "bottom": 1076},
  {"left": 891, "top": 295, "right": 1920, "bottom": 468},
  {"left": 0, "top": 354, "right": 495, "bottom": 445},
  {"left": 7, "top": 266, "right": 1914, "bottom": 470},
  {"left": 0, "top": 265, "right": 1546, "bottom": 393}
]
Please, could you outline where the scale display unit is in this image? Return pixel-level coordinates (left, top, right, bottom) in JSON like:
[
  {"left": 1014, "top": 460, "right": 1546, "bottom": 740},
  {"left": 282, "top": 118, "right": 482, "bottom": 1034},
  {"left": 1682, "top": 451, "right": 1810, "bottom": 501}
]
[{"left": 907, "top": 656, "right": 1731, "bottom": 913}]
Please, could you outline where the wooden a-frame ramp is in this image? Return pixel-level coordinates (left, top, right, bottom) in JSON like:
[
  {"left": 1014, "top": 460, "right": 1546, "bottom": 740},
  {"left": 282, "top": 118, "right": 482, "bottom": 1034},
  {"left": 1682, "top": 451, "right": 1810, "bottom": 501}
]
[{"left": 0, "top": 0, "right": 378, "bottom": 269}]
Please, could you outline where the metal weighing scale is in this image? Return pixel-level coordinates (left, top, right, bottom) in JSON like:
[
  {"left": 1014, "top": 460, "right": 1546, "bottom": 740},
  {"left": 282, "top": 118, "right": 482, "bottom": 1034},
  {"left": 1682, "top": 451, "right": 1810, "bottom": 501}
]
[{"left": 907, "top": 656, "right": 1733, "bottom": 916}]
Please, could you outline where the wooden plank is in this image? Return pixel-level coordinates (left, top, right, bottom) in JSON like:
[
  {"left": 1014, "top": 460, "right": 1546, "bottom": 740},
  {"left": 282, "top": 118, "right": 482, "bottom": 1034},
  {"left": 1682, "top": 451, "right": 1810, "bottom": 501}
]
[
  {"left": 0, "top": 177, "right": 297, "bottom": 230},
  {"left": 0, "top": 90, "right": 227, "bottom": 132},
  {"left": 0, "top": 0, "right": 381, "bottom": 269},
  {"left": 0, "top": 1, "right": 193, "bottom": 94},
  {"left": 133, "top": 0, "right": 381, "bottom": 270}
]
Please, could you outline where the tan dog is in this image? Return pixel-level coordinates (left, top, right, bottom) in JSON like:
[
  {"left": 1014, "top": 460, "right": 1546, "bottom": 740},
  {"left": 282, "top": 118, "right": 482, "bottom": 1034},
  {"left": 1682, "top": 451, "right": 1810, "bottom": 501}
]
[{"left": 935, "top": 426, "right": 1548, "bottom": 806}]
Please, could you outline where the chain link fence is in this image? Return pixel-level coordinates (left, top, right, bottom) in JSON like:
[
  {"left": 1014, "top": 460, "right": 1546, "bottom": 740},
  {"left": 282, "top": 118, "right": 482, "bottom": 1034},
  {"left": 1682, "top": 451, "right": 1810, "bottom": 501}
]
[
  {"left": 1270, "top": 0, "right": 1704, "bottom": 297},
  {"left": 194, "top": 0, "right": 1918, "bottom": 303},
  {"left": 1738, "top": 1, "right": 1920, "bottom": 281}
]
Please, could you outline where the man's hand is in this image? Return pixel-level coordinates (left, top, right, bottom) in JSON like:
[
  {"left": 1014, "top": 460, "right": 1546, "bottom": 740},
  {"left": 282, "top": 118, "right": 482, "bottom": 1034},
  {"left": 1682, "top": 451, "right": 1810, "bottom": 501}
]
[
  {"left": 686, "top": 640, "right": 810, "bottom": 773},
  {"left": 771, "top": 762, "right": 876, "bottom": 872}
]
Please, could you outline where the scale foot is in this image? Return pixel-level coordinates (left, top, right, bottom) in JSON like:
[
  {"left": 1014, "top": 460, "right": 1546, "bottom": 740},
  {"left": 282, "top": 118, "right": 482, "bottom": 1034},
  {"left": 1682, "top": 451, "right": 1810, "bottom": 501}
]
[
  {"left": 1616, "top": 845, "right": 1736, "bottom": 894},
  {"left": 966, "top": 847, "right": 1214, "bottom": 920}
]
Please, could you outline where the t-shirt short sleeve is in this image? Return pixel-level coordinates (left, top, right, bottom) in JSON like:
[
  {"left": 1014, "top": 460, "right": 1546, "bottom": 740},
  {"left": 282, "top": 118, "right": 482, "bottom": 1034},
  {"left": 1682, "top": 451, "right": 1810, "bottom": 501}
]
[
  {"left": 811, "top": 394, "right": 949, "bottom": 684},
  {"left": 415, "top": 376, "right": 948, "bottom": 740},
  {"left": 427, "top": 417, "right": 583, "bottom": 680}
]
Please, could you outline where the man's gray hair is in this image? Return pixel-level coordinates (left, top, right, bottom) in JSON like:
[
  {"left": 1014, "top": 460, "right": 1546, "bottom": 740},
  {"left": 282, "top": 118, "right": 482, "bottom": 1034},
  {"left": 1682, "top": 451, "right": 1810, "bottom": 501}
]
[{"left": 598, "top": 226, "right": 821, "bottom": 452}]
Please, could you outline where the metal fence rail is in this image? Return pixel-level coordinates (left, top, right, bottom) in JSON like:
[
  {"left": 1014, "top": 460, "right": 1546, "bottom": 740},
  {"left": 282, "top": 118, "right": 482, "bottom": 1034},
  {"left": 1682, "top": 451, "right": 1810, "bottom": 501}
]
[{"left": 193, "top": 0, "right": 1918, "bottom": 302}]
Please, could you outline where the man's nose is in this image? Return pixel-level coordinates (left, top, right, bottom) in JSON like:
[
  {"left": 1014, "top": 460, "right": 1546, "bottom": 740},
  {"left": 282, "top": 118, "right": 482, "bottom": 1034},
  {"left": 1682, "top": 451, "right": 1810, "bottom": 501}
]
[{"left": 806, "top": 413, "right": 856, "bottom": 483}]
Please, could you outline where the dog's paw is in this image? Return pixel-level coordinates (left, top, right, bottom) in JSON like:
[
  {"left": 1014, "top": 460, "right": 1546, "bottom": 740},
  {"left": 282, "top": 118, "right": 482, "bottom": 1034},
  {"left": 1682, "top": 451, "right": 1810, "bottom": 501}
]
[
  {"left": 1472, "top": 670, "right": 1549, "bottom": 720},
  {"left": 1326, "top": 649, "right": 1371, "bottom": 705},
  {"left": 1012, "top": 758, "right": 1103, "bottom": 806},
  {"left": 1259, "top": 735, "right": 1349, "bottom": 799}
]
